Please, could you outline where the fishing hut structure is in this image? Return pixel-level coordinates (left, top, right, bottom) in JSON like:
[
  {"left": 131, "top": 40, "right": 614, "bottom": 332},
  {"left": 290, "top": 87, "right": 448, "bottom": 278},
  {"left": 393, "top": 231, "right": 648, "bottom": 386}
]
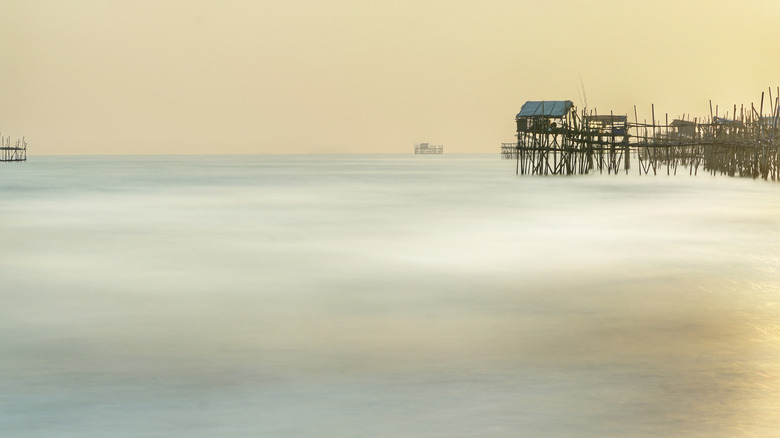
[
  {"left": 414, "top": 142, "right": 444, "bottom": 154},
  {"left": 513, "top": 100, "right": 585, "bottom": 174},
  {"left": 0, "top": 134, "right": 27, "bottom": 162},
  {"left": 503, "top": 91, "right": 780, "bottom": 181},
  {"left": 504, "top": 100, "right": 631, "bottom": 175},
  {"left": 670, "top": 119, "right": 697, "bottom": 140}
]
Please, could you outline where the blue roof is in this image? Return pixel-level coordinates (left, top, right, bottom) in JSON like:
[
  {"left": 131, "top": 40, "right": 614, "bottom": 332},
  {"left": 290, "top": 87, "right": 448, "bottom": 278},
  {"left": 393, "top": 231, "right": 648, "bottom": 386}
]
[{"left": 516, "top": 100, "right": 574, "bottom": 118}]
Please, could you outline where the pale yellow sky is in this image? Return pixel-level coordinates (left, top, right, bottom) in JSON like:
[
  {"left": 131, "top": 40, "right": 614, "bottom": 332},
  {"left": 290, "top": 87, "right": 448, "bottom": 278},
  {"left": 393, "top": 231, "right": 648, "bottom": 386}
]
[{"left": 1, "top": 0, "right": 779, "bottom": 155}]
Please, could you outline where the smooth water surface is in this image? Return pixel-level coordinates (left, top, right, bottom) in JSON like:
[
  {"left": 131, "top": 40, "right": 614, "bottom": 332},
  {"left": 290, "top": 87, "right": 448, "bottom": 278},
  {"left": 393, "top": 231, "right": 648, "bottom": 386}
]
[{"left": 1, "top": 154, "right": 778, "bottom": 437}]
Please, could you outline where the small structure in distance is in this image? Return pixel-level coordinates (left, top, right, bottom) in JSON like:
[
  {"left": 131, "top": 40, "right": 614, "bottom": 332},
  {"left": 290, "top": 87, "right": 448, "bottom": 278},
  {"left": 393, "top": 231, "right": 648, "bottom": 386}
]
[
  {"left": 1, "top": 133, "right": 27, "bottom": 162},
  {"left": 414, "top": 142, "right": 443, "bottom": 154}
]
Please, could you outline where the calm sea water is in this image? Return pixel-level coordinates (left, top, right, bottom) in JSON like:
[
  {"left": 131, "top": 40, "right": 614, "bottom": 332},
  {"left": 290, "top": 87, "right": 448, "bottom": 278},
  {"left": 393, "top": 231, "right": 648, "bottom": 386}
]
[{"left": 0, "top": 154, "right": 778, "bottom": 437}]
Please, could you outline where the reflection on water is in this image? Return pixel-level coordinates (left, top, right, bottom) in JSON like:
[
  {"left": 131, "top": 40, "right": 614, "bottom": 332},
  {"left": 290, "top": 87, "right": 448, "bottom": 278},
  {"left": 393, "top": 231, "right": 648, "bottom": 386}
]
[{"left": 0, "top": 155, "right": 778, "bottom": 437}]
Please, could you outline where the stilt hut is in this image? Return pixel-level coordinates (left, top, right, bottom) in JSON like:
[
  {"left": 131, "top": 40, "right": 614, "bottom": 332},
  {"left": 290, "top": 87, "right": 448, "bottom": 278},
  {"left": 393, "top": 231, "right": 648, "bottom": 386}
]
[
  {"left": 513, "top": 100, "right": 579, "bottom": 174},
  {"left": 515, "top": 100, "right": 576, "bottom": 149},
  {"left": 670, "top": 119, "right": 697, "bottom": 140}
]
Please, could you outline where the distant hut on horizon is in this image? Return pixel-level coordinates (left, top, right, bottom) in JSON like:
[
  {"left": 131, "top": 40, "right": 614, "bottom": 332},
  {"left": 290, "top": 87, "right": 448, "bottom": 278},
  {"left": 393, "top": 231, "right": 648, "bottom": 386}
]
[
  {"left": 414, "top": 142, "right": 443, "bottom": 154},
  {"left": 0, "top": 132, "right": 27, "bottom": 162}
]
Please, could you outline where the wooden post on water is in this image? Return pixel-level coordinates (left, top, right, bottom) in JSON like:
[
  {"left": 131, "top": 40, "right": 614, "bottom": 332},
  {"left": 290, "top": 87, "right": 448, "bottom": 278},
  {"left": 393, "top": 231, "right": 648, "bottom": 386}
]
[
  {"left": 665, "top": 112, "right": 670, "bottom": 175},
  {"left": 651, "top": 105, "right": 657, "bottom": 175},
  {"left": 634, "top": 105, "right": 641, "bottom": 174}
]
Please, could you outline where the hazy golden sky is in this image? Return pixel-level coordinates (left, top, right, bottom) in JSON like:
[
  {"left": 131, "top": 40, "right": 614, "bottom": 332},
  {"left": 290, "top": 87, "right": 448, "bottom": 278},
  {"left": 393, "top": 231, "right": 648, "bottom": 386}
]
[{"left": 2, "top": 0, "right": 779, "bottom": 155}]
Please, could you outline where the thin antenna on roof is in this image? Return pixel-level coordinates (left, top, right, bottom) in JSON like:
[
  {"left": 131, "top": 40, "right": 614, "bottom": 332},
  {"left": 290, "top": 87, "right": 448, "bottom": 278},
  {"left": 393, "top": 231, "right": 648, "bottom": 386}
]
[{"left": 578, "top": 74, "right": 589, "bottom": 109}]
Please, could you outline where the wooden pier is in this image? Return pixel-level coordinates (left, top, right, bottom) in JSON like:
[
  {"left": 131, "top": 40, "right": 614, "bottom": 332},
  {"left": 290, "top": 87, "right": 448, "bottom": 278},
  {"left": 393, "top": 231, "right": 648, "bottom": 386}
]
[
  {"left": 502, "top": 91, "right": 780, "bottom": 180},
  {"left": 0, "top": 133, "right": 27, "bottom": 162}
]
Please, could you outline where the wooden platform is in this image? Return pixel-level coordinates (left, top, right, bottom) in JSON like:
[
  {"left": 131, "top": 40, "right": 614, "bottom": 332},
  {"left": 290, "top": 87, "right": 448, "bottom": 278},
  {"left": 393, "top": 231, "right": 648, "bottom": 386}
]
[
  {"left": 503, "top": 94, "right": 780, "bottom": 180},
  {"left": 1, "top": 135, "right": 26, "bottom": 162}
]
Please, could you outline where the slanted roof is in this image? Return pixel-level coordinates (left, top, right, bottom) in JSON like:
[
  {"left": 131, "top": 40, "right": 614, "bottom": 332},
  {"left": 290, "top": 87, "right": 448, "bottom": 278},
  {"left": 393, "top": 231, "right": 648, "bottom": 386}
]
[
  {"left": 713, "top": 116, "right": 744, "bottom": 127},
  {"left": 585, "top": 115, "right": 627, "bottom": 124},
  {"left": 670, "top": 119, "right": 696, "bottom": 127},
  {"left": 516, "top": 100, "right": 574, "bottom": 118}
]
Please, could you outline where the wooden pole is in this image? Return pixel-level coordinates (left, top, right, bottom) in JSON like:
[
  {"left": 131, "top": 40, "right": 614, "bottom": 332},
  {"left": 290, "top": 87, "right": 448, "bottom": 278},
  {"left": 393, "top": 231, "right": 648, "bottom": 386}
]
[
  {"left": 760, "top": 91, "right": 765, "bottom": 138},
  {"left": 665, "top": 112, "right": 670, "bottom": 175},
  {"left": 652, "top": 104, "right": 656, "bottom": 141}
]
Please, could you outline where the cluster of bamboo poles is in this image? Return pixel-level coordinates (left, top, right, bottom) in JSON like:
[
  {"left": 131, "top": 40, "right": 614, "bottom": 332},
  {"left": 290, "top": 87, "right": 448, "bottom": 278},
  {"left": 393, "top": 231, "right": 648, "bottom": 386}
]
[
  {"left": 506, "top": 89, "right": 780, "bottom": 181},
  {"left": 0, "top": 134, "right": 27, "bottom": 162}
]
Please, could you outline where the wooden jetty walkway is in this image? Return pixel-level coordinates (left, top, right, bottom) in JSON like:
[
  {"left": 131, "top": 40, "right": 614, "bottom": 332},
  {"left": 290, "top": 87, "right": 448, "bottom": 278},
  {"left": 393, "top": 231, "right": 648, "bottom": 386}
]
[
  {"left": 502, "top": 91, "right": 780, "bottom": 180},
  {"left": 0, "top": 133, "right": 27, "bottom": 162}
]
